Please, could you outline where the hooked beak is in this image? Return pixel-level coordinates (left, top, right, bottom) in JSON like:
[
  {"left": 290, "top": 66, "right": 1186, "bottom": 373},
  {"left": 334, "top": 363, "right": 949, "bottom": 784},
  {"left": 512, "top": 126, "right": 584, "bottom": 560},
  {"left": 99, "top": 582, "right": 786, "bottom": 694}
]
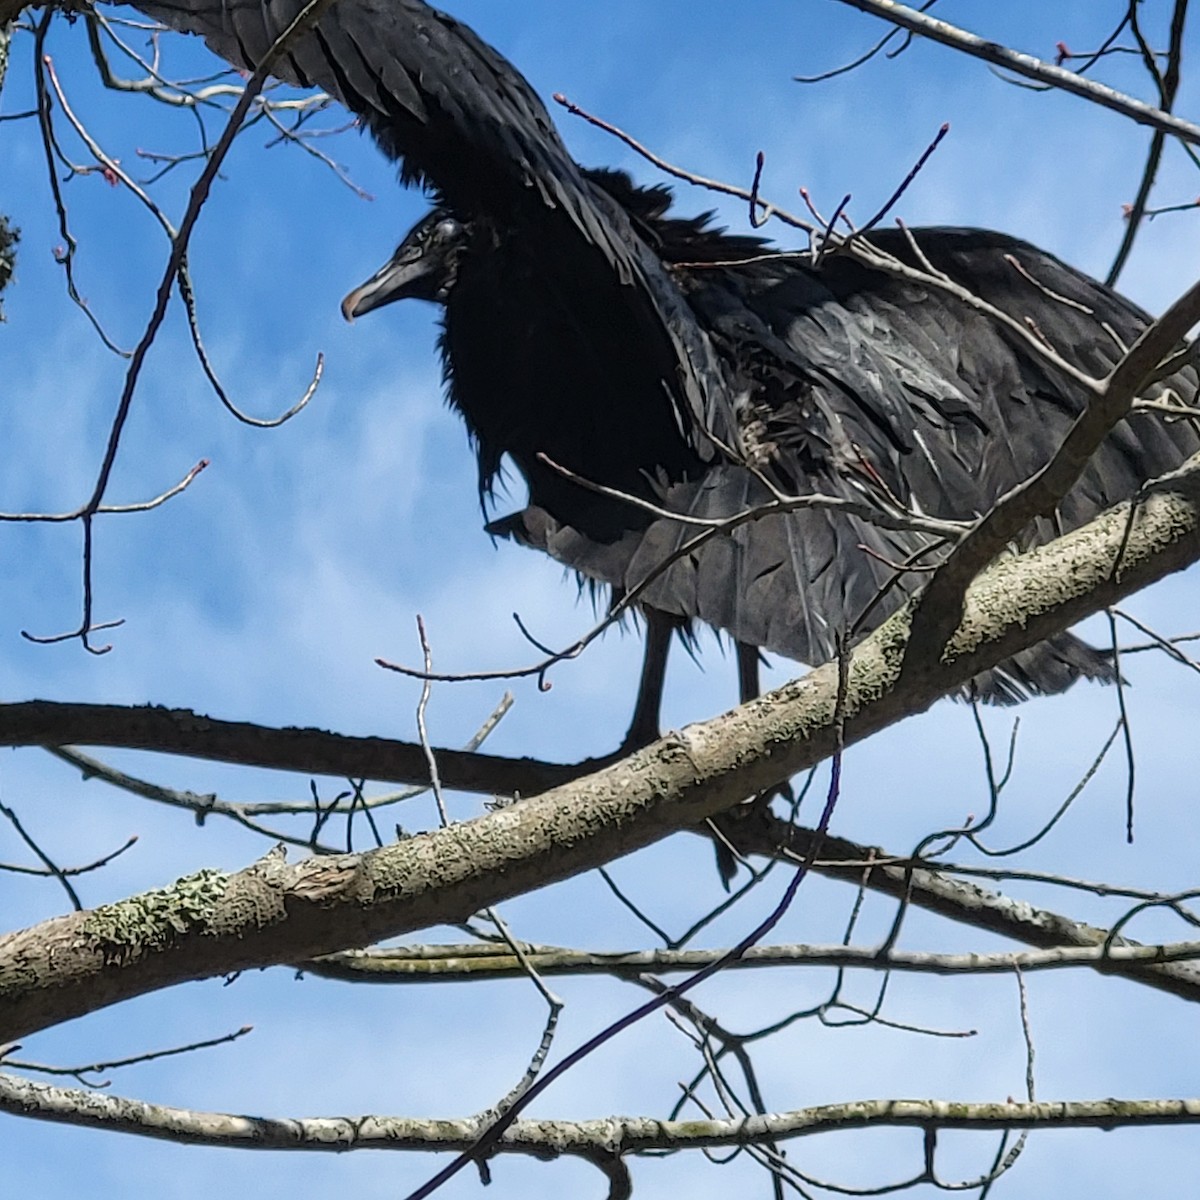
[{"left": 340, "top": 251, "right": 438, "bottom": 322}]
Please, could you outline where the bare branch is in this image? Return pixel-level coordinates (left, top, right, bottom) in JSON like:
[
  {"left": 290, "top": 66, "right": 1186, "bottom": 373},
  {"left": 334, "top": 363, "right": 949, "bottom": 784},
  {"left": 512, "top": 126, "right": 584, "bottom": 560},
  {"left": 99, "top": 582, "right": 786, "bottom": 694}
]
[
  {"left": 6, "top": 1025, "right": 252, "bottom": 1084},
  {"left": 4, "top": 1071, "right": 1200, "bottom": 1152},
  {"left": 711, "top": 814, "right": 1200, "bottom": 1004},
  {"left": 833, "top": 0, "right": 1200, "bottom": 145},
  {"left": 0, "top": 460, "right": 208, "bottom": 522},
  {"left": 1105, "top": 0, "right": 1189, "bottom": 285},
  {"left": 23, "top": 0, "right": 341, "bottom": 653},
  {"left": 6, "top": 701, "right": 581, "bottom": 797},
  {"left": 299, "top": 937, "right": 1200, "bottom": 984},
  {"left": 7, "top": 458, "right": 1200, "bottom": 1038}
]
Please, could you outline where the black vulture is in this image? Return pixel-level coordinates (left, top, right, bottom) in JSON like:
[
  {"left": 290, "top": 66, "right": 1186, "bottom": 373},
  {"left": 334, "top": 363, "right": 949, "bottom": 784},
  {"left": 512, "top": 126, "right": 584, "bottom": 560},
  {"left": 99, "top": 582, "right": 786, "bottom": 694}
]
[
  {"left": 129, "top": 0, "right": 728, "bottom": 495},
  {"left": 129, "top": 0, "right": 1200, "bottom": 746},
  {"left": 342, "top": 168, "right": 1200, "bottom": 742},
  {"left": 125, "top": 0, "right": 741, "bottom": 742}
]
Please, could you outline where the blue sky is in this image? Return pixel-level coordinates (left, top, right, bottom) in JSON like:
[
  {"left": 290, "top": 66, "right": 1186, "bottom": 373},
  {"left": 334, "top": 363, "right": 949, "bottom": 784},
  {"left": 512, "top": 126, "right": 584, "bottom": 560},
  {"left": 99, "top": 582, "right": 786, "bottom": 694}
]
[{"left": 4, "top": 3, "right": 1200, "bottom": 1197}]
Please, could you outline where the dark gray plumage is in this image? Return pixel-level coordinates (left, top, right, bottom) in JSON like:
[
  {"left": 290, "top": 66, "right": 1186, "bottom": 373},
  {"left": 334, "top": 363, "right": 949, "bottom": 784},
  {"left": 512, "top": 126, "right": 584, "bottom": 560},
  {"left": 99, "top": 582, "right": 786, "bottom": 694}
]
[
  {"left": 344, "top": 170, "right": 1200, "bottom": 719},
  {"left": 130, "top": 0, "right": 728, "bottom": 496},
  {"left": 129, "top": 0, "right": 1200, "bottom": 741}
]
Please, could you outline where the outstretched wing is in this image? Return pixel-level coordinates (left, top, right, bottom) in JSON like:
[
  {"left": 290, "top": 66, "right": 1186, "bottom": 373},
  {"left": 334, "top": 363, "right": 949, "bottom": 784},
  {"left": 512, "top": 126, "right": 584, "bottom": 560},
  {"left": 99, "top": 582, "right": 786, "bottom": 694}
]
[{"left": 128, "top": 0, "right": 726, "bottom": 456}]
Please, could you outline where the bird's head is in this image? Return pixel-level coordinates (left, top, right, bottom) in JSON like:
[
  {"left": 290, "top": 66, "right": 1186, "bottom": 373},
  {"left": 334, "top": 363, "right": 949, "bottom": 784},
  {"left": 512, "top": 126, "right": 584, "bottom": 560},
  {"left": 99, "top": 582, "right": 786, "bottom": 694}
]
[{"left": 341, "top": 210, "right": 466, "bottom": 321}]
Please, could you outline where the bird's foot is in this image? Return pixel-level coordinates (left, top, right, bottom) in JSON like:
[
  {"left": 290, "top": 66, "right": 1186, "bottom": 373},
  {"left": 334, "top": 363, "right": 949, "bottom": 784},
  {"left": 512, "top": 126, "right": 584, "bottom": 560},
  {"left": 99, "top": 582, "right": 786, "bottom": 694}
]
[{"left": 709, "top": 781, "right": 796, "bottom": 889}]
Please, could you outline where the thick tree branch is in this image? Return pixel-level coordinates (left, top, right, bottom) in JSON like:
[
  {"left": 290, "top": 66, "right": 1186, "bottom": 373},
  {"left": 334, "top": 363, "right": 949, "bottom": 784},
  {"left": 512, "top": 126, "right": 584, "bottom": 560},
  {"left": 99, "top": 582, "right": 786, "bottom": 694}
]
[
  {"left": 37, "top": 738, "right": 1200, "bottom": 1004},
  {"left": 0, "top": 703, "right": 585, "bottom": 796},
  {"left": 4, "top": 458, "right": 1200, "bottom": 1041}
]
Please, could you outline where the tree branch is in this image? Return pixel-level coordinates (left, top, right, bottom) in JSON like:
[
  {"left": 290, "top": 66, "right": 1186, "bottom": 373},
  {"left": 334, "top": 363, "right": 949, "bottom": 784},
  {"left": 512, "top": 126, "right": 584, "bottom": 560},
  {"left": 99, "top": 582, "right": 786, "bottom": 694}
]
[
  {"left": 4, "top": 1071, "right": 1200, "bottom": 1151},
  {"left": 299, "top": 937, "right": 1200, "bottom": 983},
  {"left": 832, "top": 0, "right": 1200, "bottom": 145},
  {"left": 710, "top": 814, "right": 1200, "bottom": 1004},
  {"left": 905, "top": 279, "right": 1200, "bottom": 674},
  {"left": 0, "top": 702, "right": 583, "bottom": 796},
  {"left": 5, "top": 456, "right": 1200, "bottom": 1040}
]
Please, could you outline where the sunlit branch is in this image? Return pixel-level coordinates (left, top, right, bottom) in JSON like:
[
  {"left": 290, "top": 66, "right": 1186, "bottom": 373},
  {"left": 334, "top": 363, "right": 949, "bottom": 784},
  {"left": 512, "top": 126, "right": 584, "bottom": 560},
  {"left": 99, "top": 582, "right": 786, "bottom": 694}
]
[
  {"left": 832, "top": 0, "right": 1200, "bottom": 145},
  {"left": 298, "top": 937, "right": 1200, "bottom": 983},
  {"left": 0, "top": 460, "right": 208, "bottom": 522},
  {"left": 3, "top": 1071, "right": 1200, "bottom": 1152}
]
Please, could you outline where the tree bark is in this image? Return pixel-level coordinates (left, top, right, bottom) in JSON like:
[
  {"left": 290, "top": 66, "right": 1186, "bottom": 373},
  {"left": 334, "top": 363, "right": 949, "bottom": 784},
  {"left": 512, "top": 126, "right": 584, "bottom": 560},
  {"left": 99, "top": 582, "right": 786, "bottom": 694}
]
[{"left": 4, "top": 460, "right": 1200, "bottom": 1041}]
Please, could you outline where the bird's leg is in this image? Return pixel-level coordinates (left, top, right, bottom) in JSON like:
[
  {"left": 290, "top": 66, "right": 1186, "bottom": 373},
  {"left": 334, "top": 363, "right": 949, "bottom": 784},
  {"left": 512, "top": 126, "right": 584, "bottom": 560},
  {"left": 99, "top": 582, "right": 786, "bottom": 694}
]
[
  {"left": 617, "top": 607, "right": 674, "bottom": 754},
  {"left": 736, "top": 642, "right": 793, "bottom": 810},
  {"left": 711, "top": 642, "right": 796, "bottom": 888},
  {"left": 709, "top": 642, "right": 765, "bottom": 886},
  {"left": 737, "top": 640, "right": 760, "bottom": 706}
]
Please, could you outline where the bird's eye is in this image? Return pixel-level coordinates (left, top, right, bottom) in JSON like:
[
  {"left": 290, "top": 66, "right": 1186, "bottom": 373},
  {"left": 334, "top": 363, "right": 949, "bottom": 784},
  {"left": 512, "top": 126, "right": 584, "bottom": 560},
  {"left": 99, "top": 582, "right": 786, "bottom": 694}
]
[{"left": 436, "top": 218, "right": 460, "bottom": 238}]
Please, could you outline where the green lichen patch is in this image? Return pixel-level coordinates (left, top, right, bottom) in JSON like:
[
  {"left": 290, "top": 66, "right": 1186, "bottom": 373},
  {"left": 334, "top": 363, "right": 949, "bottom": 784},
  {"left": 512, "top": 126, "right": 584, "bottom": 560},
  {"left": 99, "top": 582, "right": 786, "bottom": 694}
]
[
  {"left": 0, "top": 214, "right": 17, "bottom": 320},
  {"left": 83, "top": 869, "right": 229, "bottom": 962}
]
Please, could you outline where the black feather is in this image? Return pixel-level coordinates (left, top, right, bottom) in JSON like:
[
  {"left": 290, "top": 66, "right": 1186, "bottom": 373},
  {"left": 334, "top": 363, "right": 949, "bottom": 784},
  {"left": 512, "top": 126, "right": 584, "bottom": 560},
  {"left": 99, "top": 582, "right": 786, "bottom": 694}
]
[
  {"left": 130, "top": 0, "right": 1200, "bottom": 719},
  {"left": 353, "top": 184, "right": 1200, "bottom": 708}
]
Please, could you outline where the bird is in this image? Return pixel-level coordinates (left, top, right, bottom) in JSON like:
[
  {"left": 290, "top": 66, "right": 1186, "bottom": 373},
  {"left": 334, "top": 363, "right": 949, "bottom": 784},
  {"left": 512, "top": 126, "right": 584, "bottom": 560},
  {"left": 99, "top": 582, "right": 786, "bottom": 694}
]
[
  {"left": 341, "top": 176, "right": 776, "bottom": 748},
  {"left": 341, "top": 166, "right": 1200, "bottom": 746},
  {"left": 131, "top": 0, "right": 1200, "bottom": 751},
  {"left": 129, "top": 0, "right": 740, "bottom": 745}
]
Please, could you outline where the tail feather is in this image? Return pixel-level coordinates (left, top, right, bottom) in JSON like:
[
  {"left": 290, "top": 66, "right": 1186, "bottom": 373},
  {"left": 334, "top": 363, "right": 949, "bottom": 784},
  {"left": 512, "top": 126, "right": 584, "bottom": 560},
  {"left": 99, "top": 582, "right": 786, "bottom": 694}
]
[{"left": 969, "top": 631, "right": 1118, "bottom": 704}]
